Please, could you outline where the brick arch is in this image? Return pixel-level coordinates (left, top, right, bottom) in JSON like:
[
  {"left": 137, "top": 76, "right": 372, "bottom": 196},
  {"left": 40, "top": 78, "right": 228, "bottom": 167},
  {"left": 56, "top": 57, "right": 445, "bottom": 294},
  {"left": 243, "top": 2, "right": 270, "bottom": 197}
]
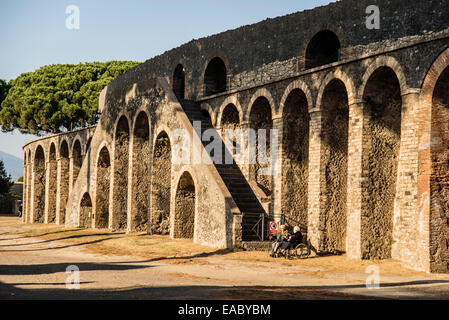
[
  {"left": 278, "top": 79, "right": 313, "bottom": 117},
  {"left": 217, "top": 95, "right": 243, "bottom": 126},
  {"left": 70, "top": 135, "right": 84, "bottom": 157},
  {"left": 33, "top": 144, "right": 46, "bottom": 223},
  {"left": 358, "top": 56, "right": 408, "bottom": 98},
  {"left": 58, "top": 137, "right": 70, "bottom": 159},
  {"left": 94, "top": 144, "right": 111, "bottom": 229},
  {"left": 316, "top": 69, "right": 356, "bottom": 109},
  {"left": 79, "top": 191, "right": 93, "bottom": 228},
  {"left": 47, "top": 142, "right": 58, "bottom": 223},
  {"left": 244, "top": 88, "right": 276, "bottom": 122},
  {"left": 131, "top": 108, "right": 151, "bottom": 135},
  {"left": 153, "top": 124, "right": 173, "bottom": 148}
]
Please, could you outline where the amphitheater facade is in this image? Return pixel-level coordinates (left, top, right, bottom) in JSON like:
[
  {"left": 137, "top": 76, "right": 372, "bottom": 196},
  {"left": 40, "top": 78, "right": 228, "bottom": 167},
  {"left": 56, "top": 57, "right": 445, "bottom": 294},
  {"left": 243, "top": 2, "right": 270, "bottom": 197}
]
[{"left": 21, "top": 0, "right": 449, "bottom": 273}]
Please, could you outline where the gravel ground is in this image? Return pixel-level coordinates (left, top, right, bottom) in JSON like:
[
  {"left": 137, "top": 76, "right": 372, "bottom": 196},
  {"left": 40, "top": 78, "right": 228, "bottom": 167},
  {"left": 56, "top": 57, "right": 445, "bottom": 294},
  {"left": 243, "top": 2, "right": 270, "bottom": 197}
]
[{"left": 1, "top": 216, "right": 449, "bottom": 300}]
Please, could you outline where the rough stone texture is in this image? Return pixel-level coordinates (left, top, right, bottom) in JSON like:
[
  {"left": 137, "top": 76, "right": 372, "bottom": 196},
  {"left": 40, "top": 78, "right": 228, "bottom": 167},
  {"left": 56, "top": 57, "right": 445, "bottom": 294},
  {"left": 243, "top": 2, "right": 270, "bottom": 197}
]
[
  {"left": 320, "top": 80, "right": 349, "bottom": 253},
  {"left": 79, "top": 193, "right": 92, "bottom": 228},
  {"left": 281, "top": 89, "right": 309, "bottom": 232},
  {"left": 174, "top": 172, "right": 195, "bottom": 239},
  {"left": 21, "top": 0, "right": 449, "bottom": 273},
  {"left": 361, "top": 67, "right": 402, "bottom": 259},
  {"left": 130, "top": 112, "right": 150, "bottom": 232},
  {"left": 150, "top": 134, "right": 171, "bottom": 235}
]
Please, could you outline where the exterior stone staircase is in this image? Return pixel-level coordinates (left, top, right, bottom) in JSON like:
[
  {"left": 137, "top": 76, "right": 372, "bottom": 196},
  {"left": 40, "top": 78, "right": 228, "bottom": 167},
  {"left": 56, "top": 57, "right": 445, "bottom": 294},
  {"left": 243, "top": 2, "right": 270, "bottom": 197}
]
[{"left": 180, "top": 99, "right": 271, "bottom": 242}]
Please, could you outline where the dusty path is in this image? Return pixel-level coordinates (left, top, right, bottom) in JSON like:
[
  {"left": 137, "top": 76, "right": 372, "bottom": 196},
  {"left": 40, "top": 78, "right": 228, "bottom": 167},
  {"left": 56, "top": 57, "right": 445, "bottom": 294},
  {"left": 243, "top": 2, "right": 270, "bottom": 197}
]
[{"left": 0, "top": 216, "right": 449, "bottom": 299}]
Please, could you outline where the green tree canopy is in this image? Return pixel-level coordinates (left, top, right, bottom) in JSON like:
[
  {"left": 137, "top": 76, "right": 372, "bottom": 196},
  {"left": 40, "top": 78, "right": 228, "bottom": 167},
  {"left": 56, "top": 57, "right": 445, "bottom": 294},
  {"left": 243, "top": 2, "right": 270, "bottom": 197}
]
[
  {"left": 0, "top": 61, "right": 140, "bottom": 134},
  {"left": 0, "top": 160, "right": 13, "bottom": 195},
  {"left": 0, "top": 79, "right": 10, "bottom": 106}
]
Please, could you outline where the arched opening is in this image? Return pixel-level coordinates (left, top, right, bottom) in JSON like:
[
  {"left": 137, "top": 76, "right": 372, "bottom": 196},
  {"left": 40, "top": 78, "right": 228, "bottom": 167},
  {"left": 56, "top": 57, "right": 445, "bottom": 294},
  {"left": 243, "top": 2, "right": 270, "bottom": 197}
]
[
  {"left": 33, "top": 146, "right": 46, "bottom": 223},
  {"left": 362, "top": 67, "right": 402, "bottom": 259},
  {"left": 47, "top": 143, "right": 57, "bottom": 223},
  {"left": 221, "top": 104, "right": 240, "bottom": 162},
  {"left": 174, "top": 171, "right": 195, "bottom": 239},
  {"left": 305, "top": 30, "right": 341, "bottom": 69},
  {"left": 320, "top": 79, "right": 349, "bottom": 253},
  {"left": 131, "top": 112, "right": 150, "bottom": 232},
  {"left": 150, "top": 132, "right": 171, "bottom": 234},
  {"left": 58, "top": 141, "right": 70, "bottom": 224},
  {"left": 173, "top": 64, "right": 185, "bottom": 100},
  {"left": 249, "top": 97, "right": 273, "bottom": 196},
  {"left": 112, "top": 116, "right": 130, "bottom": 231},
  {"left": 281, "top": 89, "right": 309, "bottom": 234},
  {"left": 429, "top": 64, "right": 449, "bottom": 272},
  {"left": 204, "top": 57, "right": 227, "bottom": 96},
  {"left": 95, "top": 147, "right": 111, "bottom": 229},
  {"left": 72, "top": 140, "right": 82, "bottom": 187},
  {"left": 79, "top": 192, "right": 92, "bottom": 228}
]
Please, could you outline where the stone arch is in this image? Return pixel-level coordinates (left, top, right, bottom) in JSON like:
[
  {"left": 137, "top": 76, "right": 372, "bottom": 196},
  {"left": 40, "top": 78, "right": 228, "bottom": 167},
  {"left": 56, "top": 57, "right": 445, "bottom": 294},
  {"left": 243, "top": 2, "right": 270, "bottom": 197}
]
[
  {"left": 358, "top": 56, "right": 408, "bottom": 98},
  {"left": 130, "top": 111, "right": 150, "bottom": 232},
  {"left": 174, "top": 171, "right": 196, "bottom": 239},
  {"left": 249, "top": 95, "right": 274, "bottom": 196},
  {"left": 316, "top": 69, "right": 357, "bottom": 108},
  {"left": 173, "top": 63, "right": 186, "bottom": 100},
  {"left": 217, "top": 96, "right": 243, "bottom": 126},
  {"left": 361, "top": 66, "right": 402, "bottom": 260},
  {"left": 112, "top": 115, "right": 130, "bottom": 231},
  {"left": 320, "top": 78, "right": 350, "bottom": 253},
  {"left": 95, "top": 146, "right": 111, "bottom": 229},
  {"left": 33, "top": 145, "right": 46, "bottom": 223},
  {"left": 419, "top": 47, "right": 449, "bottom": 272},
  {"left": 278, "top": 80, "right": 313, "bottom": 117},
  {"left": 79, "top": 192, "right": 93, "bottom": 228},
  {"left": 25, "top": 149, "right": 32, "bottom": 223},
  {"left": 281, "top": 88, "right": 310, "bottom": 233},
  {"left": 305, "top": 30, "right": 341, "bottom": 69},
  {"left": 203, "top": 57, "right": 227, "bottom": 96},
  {"left": 58, "top": 140, "right": 70, "bottom": 224},
  {"left": 150, "top": 131, "right": 171, "bottom": 235},
  {"left": 47, "top": 142, "right": 57, "bottom": 223},
  {"left": 245, "top": 88, "right": 276, "bottom": 122},
  {"left": 71, "top": 139, "right": 82, "bottom": 188}
]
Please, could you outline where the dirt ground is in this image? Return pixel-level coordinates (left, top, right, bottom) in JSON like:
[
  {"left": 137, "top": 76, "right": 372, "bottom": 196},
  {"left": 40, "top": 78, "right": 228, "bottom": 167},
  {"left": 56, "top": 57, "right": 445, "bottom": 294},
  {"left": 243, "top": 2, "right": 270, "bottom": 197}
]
[{"left": 1, "top": 215, "right": 449, "bottom": 300}]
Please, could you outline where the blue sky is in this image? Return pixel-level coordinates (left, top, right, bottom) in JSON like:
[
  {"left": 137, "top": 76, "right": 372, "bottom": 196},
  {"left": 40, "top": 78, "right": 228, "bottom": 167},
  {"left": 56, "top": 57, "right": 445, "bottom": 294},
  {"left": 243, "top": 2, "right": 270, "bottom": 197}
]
[{"left": 0, "top": 0, "right": 334, "bottom": 158}]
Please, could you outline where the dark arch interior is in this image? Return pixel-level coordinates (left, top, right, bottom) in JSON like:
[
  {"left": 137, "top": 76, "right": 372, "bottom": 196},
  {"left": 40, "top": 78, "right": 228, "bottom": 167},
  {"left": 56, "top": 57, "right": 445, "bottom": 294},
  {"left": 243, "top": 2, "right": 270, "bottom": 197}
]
[
  {"left": 249, "top": 97, "right": 273, "bottom": 196},
  {"left": 174, "top": 171, "right": 195, "bottom": 239},
  {"left": 281, "top": 89, "right": 309, "bottom": 234},
  {"left": 59, "top": 141, "right": 69, "bottom": 224},
  {"left": 204, "top": 57, "right": 227, "bottom": 96},
  {"left": 362, "top": 66, "right": 402, "bottom": 260},
  {"left": 131, "top": 112, "right": 150, "bottom": 231},
  {"left": 173, "top": 64, "right": 185, "bottom": 100},
  {"left": 33, "top": 146, "right": 46, "bottom": 223},
  {"left": 47, "top": 143, "right": 57, "bottom": 223},
  {"left": 95, "top": 146, "right": 111, "bottom": 229},
  {"left": 305, "top": 30, "right": 341, "bottom": 69},
  {"left": 72, "top": 140, "right": 82, "bottom": 186},
  {"left": 320, "top": 79, "right": 349, "bottom": 253},
  {"left": 151, "top": 131, "right": 171, "bottom": 235}
]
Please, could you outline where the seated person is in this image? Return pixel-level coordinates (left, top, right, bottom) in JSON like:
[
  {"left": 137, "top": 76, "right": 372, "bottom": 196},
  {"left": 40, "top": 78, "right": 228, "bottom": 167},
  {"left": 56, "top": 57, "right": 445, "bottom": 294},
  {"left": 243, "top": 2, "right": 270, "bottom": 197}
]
[
  {"left": 270, "top": 224, "right": 289, "bottom": 257},
  {"left": 280, "top": 226, "right": 303, "bottom": 252}
]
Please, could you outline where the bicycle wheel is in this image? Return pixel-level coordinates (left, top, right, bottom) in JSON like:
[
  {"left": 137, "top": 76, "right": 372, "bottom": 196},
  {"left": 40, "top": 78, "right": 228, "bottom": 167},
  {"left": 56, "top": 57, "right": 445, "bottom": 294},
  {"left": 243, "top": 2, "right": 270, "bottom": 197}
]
[{"left": 295, "top": 244, "right": 310, "bottom": 259}]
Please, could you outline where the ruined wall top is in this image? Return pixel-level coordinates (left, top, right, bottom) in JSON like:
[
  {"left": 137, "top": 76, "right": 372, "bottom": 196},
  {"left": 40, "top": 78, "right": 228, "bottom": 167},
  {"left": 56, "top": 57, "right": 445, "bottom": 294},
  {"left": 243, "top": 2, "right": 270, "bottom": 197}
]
[{"left": 107, "top": 0, "right": 449, "bottom": 98}]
